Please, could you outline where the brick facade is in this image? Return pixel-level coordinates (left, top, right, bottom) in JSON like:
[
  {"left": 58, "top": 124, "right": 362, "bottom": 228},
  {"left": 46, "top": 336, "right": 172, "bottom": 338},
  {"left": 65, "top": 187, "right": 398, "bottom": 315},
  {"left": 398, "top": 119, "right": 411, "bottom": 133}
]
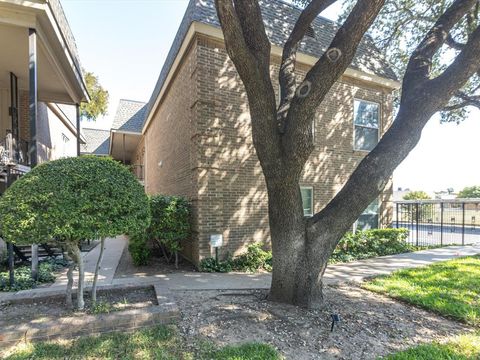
[{"left": 140, "top": 33, "right": 395, "bottom": 266}]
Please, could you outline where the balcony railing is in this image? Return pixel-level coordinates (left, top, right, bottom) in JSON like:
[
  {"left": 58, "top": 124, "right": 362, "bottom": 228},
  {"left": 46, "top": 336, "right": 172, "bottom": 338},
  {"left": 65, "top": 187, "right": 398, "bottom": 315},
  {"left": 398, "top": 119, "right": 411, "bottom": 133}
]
[{"left": 0, "top": 133, "right": 30, "bottom": 167}]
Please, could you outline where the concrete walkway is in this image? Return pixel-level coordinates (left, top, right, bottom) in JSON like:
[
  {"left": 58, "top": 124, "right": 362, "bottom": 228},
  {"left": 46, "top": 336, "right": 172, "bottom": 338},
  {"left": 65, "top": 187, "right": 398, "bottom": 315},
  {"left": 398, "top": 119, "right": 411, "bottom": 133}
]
[
  {"left": 52, "top": 236, "right": 127, "bottom": 287},
  {"left": 109, "top": 244, "right": 480, "bottom": 290},
  {"left": 1, "top": 243, "right": 479, "bottom": 303}
]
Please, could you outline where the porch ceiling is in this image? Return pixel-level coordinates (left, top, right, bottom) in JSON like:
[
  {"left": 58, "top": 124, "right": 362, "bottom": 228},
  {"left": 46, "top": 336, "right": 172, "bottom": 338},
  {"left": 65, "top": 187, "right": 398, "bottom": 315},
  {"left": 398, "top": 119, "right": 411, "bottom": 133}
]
[
  {"left": 0, "top": 1, "right": 88, "bottom": 104},
  {"left": 110, "top": 131, "right": 142, "bottom": 164}
]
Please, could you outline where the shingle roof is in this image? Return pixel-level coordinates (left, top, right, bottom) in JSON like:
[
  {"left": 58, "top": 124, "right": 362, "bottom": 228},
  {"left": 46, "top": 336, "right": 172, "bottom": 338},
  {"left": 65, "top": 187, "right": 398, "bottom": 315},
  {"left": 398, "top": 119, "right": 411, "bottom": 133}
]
[
  {"left": 81, "top": 128, "right": 110, "bottom": 155},
  {"left": 111, "top": 99, "right": 148, "bottom": 133},
  {"left": 144, "top": 0, "right": 397, "bottom": 127}
]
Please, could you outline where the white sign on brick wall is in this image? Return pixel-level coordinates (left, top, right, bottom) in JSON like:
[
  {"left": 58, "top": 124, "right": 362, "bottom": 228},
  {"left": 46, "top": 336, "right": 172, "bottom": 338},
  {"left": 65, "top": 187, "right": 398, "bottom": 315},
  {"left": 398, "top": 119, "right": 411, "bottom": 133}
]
[{"left": 210, "top": 234, "right": 223, "bottom": 248}]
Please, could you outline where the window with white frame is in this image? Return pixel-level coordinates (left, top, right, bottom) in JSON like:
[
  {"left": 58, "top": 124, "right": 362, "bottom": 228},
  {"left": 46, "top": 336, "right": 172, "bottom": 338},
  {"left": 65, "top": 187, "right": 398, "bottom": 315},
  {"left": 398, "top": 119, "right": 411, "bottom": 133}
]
[
  {"left": 354, "top": 99, "right": 380, "bottom": 151},
  {"left": 356, "top": 198, "right": 379, "bottom": 231},
  {"left": 61, "top": 133, "right": 70, "bottom": 158},
  {"left": 300, "top": 186, "right": 313, "bottom": 217}
]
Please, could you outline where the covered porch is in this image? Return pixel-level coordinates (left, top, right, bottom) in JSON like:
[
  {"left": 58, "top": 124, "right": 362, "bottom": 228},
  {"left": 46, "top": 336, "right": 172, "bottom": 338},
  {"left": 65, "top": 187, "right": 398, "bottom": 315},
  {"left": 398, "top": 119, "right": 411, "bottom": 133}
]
[{"left": 0, "top": 0, "right": 89, "bottom": 175}]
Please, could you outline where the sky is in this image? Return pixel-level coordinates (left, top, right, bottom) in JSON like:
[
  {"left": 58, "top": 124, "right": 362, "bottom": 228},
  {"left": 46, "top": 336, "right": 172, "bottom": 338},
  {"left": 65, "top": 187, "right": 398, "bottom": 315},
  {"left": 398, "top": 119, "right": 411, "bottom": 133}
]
[{"left": 61, "top": 0, "right": 479, "bottom": 194}]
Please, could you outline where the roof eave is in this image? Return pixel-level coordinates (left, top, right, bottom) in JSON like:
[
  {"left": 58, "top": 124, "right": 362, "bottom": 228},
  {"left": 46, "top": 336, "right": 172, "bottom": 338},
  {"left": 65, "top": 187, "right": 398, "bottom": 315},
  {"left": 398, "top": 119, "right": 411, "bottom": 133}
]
[{"left": 142, "top": 21, "right": 401, "bottom": 134}]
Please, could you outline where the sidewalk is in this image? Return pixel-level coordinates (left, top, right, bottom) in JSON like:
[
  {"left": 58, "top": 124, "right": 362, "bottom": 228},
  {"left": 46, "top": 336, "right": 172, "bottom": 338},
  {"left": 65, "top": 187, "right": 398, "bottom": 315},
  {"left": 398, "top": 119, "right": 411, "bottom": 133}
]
[
  {"left": 1, "top": 243, "right": 479, "bottom": 303},
  {"left": 110, "top": 244, "right": 480, "bottom": 290},
  {"left": 52, "top": 236, "right": 127, "bottom": 287}
]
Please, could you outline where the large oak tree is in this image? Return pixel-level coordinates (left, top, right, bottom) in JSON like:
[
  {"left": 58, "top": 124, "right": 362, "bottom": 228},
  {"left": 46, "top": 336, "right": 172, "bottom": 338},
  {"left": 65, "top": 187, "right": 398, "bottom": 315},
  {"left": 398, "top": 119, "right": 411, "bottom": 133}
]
[{"left": 214, "top": 0, "right": 480, "bottom": 308}]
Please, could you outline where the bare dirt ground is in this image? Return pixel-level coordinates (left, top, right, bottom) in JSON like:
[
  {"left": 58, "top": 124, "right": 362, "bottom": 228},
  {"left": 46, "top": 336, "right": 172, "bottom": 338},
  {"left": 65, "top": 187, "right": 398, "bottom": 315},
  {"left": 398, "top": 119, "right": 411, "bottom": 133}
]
[
  {"left": 0, "top": 286, "right": 157, "bottom": 326},
  {"left": 174, "top": 284, "right": 473, "bottom": 360},
  {"left": 114, "top": 246, "right": 196, "bottom": 278}
]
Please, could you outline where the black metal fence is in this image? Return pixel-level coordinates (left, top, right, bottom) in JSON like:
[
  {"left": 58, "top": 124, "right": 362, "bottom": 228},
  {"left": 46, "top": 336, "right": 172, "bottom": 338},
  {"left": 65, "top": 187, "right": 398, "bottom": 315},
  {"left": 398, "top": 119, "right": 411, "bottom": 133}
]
[{"left": 395, "top": 200, "right": 480, "bottom": 246}]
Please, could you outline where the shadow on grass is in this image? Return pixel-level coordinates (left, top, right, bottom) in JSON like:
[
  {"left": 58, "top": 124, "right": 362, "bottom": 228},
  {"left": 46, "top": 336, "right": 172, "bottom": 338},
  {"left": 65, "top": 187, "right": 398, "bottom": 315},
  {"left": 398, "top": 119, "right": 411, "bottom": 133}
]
[{"left": 3, "top": 325, "right": 280, "bottom": 360}]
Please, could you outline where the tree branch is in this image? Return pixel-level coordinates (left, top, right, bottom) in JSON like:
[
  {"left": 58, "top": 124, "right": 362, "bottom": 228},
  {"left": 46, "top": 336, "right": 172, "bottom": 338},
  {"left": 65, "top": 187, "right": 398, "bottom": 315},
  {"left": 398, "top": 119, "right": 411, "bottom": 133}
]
[
  {"left": 446, "top": 33, "right": 466, "bottom": 50},
  {"left": 215, "top": 0, "right": 281, "bottom": 171},
  {"left": 402, "top": 0, "right": 477, "bottom": 93},
  {"left": 283, "top": 0, "right": 386, "bottom": 167},
  {"left": 308, "top": 0, "right": 480, "bottom": 254},
  {"left": 444, "top": 91, "right": 480, "bottom": 110},
  {"left": 278, "top": 0, "right": 338, "bottom": 131}
]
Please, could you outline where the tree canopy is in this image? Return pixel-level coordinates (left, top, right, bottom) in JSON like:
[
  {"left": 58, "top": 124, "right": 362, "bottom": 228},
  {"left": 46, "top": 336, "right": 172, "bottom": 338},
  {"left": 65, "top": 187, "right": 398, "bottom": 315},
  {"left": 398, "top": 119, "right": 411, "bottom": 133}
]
[
  {"left": 80, "top": 71, "right": 109, "bottom": 121},
  {"left": 458, "top": 185, "right": 480, "bottom": 198},
  {"left": 338, "top": 0, "right": 480, "bottom": 124},
  {"left": 0, "top": 156, "right": 149, "bottom": 244},
  {"left": 403, "top": 191, "right": 432, "bottom": 200}
]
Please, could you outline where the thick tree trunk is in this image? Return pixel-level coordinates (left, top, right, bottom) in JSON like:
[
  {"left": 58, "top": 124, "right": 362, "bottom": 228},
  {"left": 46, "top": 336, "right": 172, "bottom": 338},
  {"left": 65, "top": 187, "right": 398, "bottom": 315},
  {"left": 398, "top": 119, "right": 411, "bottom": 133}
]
[
  {"left": 72, "top": 245, "right": 85, "bottom": 310},
  {"left": 266, "top": 177, "right": 345, "bottom": 309},
  {"left": 91, "top": 237, "right": 105, "bottom": 304}
]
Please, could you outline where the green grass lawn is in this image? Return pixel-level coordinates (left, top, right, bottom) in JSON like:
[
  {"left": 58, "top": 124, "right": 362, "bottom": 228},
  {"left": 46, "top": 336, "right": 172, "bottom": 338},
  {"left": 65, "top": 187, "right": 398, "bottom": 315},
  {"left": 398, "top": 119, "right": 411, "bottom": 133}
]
[
  {"left": 364, "top": 256, "right": 480, "bottom": 326},
  {"left": 382, "top": 333, "right": 480, "bottom": 359},
  {"left": 2, "top": 325, "right": 281, "bottom": 360}
]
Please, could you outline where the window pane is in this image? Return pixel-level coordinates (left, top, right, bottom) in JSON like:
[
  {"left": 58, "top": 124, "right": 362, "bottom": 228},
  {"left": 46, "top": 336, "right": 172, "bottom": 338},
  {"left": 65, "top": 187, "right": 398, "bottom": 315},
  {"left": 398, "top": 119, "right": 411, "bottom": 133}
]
[
  {"left": 355, "top": 126, "right": 378, "bottom": 151},
  {"left": 301, "top": 187, "right": 313, "bottom": 216},
  {"left": 354, "top": 100, "right": 379, "bottom": 128},
  {"left": 363, "top": 198, "right": 379, "bottom": 215},
  {"left": 357, "top": 214, "right": 379, "bottom": 230}
]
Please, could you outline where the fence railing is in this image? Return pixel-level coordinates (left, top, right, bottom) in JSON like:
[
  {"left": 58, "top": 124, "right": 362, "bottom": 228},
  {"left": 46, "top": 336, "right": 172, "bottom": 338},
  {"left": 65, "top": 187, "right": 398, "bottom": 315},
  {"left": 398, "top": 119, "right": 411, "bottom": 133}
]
[{"left": 394, "top": 199, "right": 480, "bottom": 247}]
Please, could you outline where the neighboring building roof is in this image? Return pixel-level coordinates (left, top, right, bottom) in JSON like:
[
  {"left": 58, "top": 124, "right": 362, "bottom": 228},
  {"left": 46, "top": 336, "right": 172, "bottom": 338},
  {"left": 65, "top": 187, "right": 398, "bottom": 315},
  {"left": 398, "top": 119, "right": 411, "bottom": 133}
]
[
  {"left": 111, "top": 99, "right": 148, "bottom": 133},
  {"left": 144, "top": 0, "right": 397, "bottom": 127},
  {"left": 81, "top": 128, "right": 110, "bottom": 155}
]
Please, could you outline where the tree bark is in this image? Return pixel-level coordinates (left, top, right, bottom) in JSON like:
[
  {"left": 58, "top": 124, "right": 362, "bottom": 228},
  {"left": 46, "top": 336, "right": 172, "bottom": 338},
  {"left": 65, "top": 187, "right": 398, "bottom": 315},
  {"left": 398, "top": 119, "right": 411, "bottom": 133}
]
[
  {"left": 215, "top": 0, "right": 480, "bottom": 309},
  {"left": 31, "top": 244, "right": 38, "bottom": 281},
  {"left": 91, "top": 237, "right": 105, "bottom": 305},
  {"left": 72, "top": 244, "right": 85, "bottom": 310},
  {"left": 64, "top": 248, "right": 75, "bottom": 309}
]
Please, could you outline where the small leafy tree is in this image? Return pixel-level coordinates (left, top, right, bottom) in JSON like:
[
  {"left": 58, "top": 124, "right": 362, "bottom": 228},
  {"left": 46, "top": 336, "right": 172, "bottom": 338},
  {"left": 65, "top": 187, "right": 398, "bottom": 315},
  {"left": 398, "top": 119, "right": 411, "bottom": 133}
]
[
  {"left": 80, "top": 72, "right": 109, "bottom": 121},
  {"left": 148, "top": 195, "right": 191, "bottom": 268},
  {"left": 0, "top": 156, "right": 149, "bottom": 309},
  {"left": 403, "top": 191, "right": 431, "bottom": 200},
  {"left": 458, "top": 186, "right": 480, "bottom": 198}
]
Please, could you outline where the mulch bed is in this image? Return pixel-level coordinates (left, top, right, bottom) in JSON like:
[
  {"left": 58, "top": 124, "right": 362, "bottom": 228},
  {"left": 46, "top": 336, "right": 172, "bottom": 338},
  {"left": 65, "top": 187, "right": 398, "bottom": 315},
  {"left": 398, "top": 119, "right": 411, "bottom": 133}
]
[
  {"left": 174, "top": 284, "right": 474, "bottom": 360},
  {"left": 0, "top": 286, "right": 157, "bottom": 326},
  {"left": 114, "top": 246, "right": 196, "bottom": 279}
]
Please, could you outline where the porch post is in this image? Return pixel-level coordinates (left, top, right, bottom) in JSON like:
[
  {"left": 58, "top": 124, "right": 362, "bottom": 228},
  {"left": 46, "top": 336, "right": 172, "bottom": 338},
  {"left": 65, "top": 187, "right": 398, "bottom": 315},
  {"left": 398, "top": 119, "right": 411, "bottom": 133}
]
[
  {"left": 76, "top": 104, "right": 81, "bottom": 156},
  {"left": 29, "top": 28, "right": 38, "bottom": 281},
  {"left": 122, "top": 133, "right": 126, "bottom": 164},
  {"left": 28, "top": 28, "right": 38, "bottom": 168}
]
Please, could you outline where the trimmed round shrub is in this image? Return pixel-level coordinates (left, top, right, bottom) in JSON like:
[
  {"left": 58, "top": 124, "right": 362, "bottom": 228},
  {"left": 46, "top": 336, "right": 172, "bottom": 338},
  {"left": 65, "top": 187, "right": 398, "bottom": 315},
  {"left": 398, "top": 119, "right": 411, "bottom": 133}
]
[{"left": 0, "top": 156, "right": 150, "bottom": 245}]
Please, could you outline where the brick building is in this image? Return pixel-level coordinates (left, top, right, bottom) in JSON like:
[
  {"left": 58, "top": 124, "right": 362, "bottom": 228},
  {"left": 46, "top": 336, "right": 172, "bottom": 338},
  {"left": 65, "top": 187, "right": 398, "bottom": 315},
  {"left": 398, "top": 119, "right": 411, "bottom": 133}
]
[{"left": 93, "top": 0, "right": 400, "bottom": 266}]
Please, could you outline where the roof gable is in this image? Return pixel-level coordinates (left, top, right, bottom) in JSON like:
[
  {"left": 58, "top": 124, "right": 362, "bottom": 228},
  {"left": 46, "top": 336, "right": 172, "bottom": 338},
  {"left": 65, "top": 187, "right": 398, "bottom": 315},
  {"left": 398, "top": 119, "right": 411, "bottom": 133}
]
[
  {"left": 81, "top": 128, "right": 110, "bottom": 155},
  {"left": 112, "top": 99, "right": 148, "bottom": 133},
  {"left": 144, "top": 0, "right": 397, "bottom": 130}
]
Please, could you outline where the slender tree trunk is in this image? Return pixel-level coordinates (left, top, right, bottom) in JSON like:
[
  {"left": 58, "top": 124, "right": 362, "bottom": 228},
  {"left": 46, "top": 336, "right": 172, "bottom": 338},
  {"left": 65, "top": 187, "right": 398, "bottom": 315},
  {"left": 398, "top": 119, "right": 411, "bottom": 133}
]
[
  {"left": 31, "top": 244, "right": 38, "bottom": 281},
  {"left": 175, "top": 252, "right": 178, "bottom": 269},
  {"left": 64, "top": 248, "right": 75, "bottom": 309},
  {"left": 72, "top": 245, "right": 85, "bottom": 310},
  {"left": 91, "top": 238, "right": 105, "bottom": 304}
]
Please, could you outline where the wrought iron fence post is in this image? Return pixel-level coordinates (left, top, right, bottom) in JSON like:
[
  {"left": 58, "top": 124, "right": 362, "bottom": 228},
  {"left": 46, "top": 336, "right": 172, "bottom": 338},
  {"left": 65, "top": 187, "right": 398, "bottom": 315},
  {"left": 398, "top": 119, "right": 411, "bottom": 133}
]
[
  {"left": 396, "top": 203, "right": 399, "bottom": 229},
  {"left": 415, "top": 203, "right": 419, "bottom": 247},
  {"left": 462, "top": 202, "right": 465, "bottom": 246},
  {"left": 440, "top": 202, "right": 444, "bottom": 246}
]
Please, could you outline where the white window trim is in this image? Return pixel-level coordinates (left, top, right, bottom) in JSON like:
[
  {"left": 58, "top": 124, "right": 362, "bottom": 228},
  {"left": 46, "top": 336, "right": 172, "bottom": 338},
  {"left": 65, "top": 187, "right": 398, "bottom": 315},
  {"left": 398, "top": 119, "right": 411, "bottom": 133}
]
[
  {"left": 353, "top": 98, "right": 381, "bottom": 152},
  {"left": 300, "top": 186, "right": 314, "bottom": 217}
]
